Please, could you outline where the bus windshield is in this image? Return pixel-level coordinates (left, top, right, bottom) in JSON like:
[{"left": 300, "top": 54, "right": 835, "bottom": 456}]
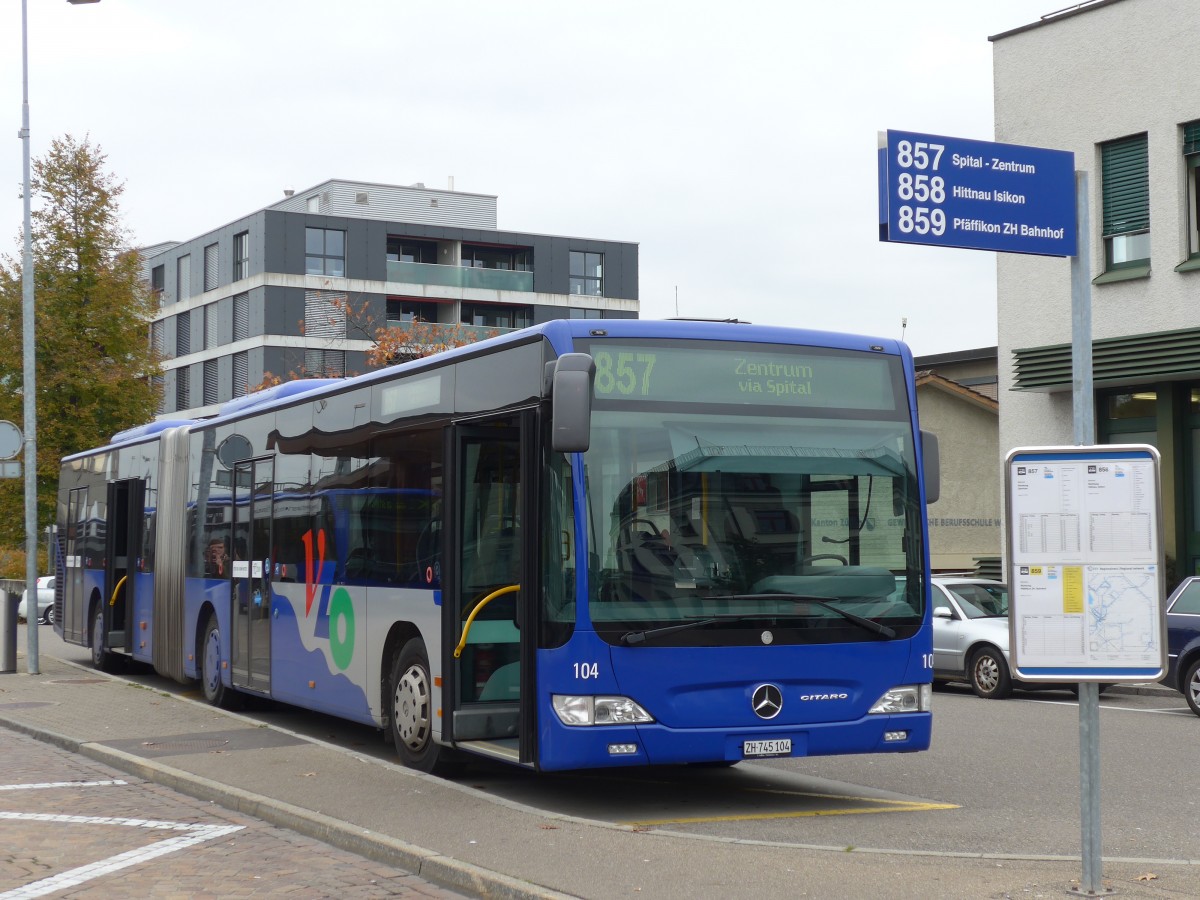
[{"left": 580, "top": 339, "right": 924, "bottom": 646}]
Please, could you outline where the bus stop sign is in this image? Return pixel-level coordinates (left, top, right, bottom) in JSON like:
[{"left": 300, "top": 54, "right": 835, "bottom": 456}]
[{"left": 878, "top": 129, "right": 1076, "bottom": 257}]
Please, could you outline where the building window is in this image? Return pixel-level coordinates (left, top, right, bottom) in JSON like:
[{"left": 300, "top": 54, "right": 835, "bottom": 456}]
[
  {"left": 175, "top": 367, "right": 190, "bottom": 411},
  {"left": 176, "top": 312, "right": 191, "bottom": 357},
  {"left": 203, "top": 243, "right": 219, "bottom": 292},
  {"left": 569, "top": 307, "right": 601, "bottom": 319},
  {"left": 233, "top": 231, "right": 249, "bottom": 281},
  {"left": 304, "top": 349, "right": 345, "bottom": 377},
  {"left": 232, "top": 351, "right": 248, "bottom": 398},
  {"left": 1184, "top": 122, "right": 1200, "bottom": 260},
  {"left": 233, "top": 292, "right": 249, "bottom": 341},
  {"left": 177, "top": 254, "right": 191, "bottom": 301},
  {"left": 151, "top": 265, "right": 165, "bottom": 306},
  {"left": 569, "top": 251, "right": 603, "bottom": 296},
  {"left": 151, "top": 320, "right": 165, "bottom": 358},
  {"left": 203, "top": 359, "right": 218, "bottom": 405},
  {"left": 1100, "top": 134, "right": 1150, "bottom": 270},
  {"left": 461, "top": 303, "right": 531, "bottom": 330},
  {"left": 386, "top": 299, "right": 440, "bottom": 326},
  {"left": 387, "top": 238, "right": 438, "bottom": 264},
  {"left": 204, "top": 303, "right": 219, "bottom": 350},
  {"left": 304, "top": 290, "right": 347, "bottom": 339},
  {"left": 1098, "top": 389, "right": 1157, "bottom": 446},
  {"left": 306, "top": 227, "right": 345, "bottom": 277},
  {"left": 461, "top": 244, "right": 532, "bottom": 271}
]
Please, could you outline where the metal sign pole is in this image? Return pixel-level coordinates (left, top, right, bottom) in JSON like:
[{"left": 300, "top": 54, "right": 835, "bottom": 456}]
[{"left": 1068, "top": 171, "right": 1107, "bottom": 897}]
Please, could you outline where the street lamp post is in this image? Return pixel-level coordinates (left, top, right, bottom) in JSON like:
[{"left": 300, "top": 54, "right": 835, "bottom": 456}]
[
  {"left": 20, "top": 0, "right": 99, "bottom": 675},
  {"left": 20, "top": 0, "right": 40, "bottom": 675}
]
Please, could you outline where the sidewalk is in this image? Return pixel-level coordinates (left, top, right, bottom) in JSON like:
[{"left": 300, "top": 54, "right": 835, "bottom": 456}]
[{"left": 0, "top": 654, "right": 1188, "bottom": 899}]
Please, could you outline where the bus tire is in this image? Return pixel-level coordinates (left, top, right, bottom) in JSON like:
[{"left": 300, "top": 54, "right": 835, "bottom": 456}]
[
  {"left": 389, "top": 638, "right": 461, "bottom": 776},
  {"left": 90, "top": 603, "right": 116, "bottom": 672},
  {"left": 201, "top": 614, "right": 230, "bottom": 708}
]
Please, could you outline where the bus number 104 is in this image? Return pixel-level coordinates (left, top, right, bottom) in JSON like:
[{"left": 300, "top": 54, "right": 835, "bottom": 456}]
[{"left": 573, "top": 662, "right": 600, "bottom": 679}]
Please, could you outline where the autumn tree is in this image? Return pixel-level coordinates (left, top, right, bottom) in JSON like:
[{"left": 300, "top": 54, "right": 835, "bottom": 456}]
[{"left": 0, "top": 135, "right": 159, "bottom": 550}]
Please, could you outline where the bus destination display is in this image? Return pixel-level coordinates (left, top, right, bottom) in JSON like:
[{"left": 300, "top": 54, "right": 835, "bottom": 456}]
[{"left": 585, "top": 342, "right": 900, "bottom": 411}]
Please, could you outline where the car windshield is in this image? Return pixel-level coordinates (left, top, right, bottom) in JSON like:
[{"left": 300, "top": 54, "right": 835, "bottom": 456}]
[{"left": 947, "top": 582, "right": 1008, "bottom": 618}]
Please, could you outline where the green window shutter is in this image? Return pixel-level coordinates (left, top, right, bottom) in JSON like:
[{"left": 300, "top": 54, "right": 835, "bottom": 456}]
[
  {"left": 1101, "top": 134, "right": 1149, "bottom": 236},
  {"left": 1185, "top": 121, "right": 1200, "bottom": 156}
]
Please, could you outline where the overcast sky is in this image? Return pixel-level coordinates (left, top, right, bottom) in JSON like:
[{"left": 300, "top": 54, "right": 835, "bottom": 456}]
[{"left": 2, "top": 1, "right": 1062, "bottom": 357}]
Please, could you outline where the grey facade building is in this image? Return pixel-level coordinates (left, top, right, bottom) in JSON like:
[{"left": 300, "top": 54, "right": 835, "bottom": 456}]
[
  {"left": 992, "top": 0, "right": 1200, "bottom": 583},
  {"left": 145, "top": 179, "right": 639, "bottom": 416}
]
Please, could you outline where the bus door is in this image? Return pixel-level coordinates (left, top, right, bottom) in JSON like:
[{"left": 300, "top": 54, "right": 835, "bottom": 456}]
[
  {"left": 449, "top": 414, "right": 537, "bottom": 766},
  {"left": 102, "top": 479, "right": 146, "bottom": 655},
  {"left": 62, "top": 487, "right": 89, "bottom": 644},
  {"left": 231, "top": 458, "right": 273, "bottom": 694}
]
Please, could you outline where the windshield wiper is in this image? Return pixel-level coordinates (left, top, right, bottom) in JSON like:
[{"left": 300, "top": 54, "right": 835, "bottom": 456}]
[
  {"left": 725, "top": 593, "right": 896, "bottom": 639},
  {"left": 621, "top": 612, "right": 772, "bottom": 646},
  {"left": 619, "top": 594, "right": 896, "bottom": 646}
]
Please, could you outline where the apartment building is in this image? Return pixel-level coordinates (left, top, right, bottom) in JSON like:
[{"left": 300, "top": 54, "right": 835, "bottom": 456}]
[
  {"left": 992, "top": 0, "right": 1200, "bottom": 581},
  {"left": 145, "top": 179, "right": 639, "bottom": 416}
]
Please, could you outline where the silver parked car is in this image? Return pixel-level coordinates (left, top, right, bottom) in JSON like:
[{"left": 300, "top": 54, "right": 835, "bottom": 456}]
[
  {"left": 16, "top": 575, "right": 55, "bottom": 625},
  {"left": 930, "top": 577, "right": 1015, "bottom": 698},
  {"left": 927, "top": 576, "right": 1087, "bottom": 699}
]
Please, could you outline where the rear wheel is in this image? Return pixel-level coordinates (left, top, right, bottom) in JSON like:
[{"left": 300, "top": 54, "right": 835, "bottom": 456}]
[
  {"left": 969, "top": 646, "right": 1012, "bottom": 699},
  {"left": 90, "top": 603, "right": 115, "bottom": 672},
  {"left": 1184, "top": 658, "right": 1200, "bottom": 718},
  {"left": 389, "top": 638, "right": 462, "bottom": 776},
  {"left": 201, "top": 615, "right": 230, "bottom": 707}
]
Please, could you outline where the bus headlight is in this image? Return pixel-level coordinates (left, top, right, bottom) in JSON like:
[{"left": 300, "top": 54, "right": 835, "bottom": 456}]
[
  {"left": 868, "top": 683, "right": 932, "bottom": 714},
  {"left": 552, "top": 695, "right": 654, "bottom": 726}
]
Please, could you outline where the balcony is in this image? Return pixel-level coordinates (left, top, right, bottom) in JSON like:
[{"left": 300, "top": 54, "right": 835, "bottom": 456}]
[
  {"left": 386, "top": 259, "right": 534, "bottom": 293},
  {"left": 383, "top": 320, "right": 516, "bottom": 341}
]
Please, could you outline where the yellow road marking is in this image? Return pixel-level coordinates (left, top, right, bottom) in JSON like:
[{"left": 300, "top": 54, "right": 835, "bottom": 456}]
[{"left": 621, "top": 798, "right": 958, "bottom": 827}]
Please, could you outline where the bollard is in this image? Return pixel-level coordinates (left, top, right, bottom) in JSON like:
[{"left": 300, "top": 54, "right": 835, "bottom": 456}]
[{"left": 0, "top": 590, "right": 16, "bottom": 673}]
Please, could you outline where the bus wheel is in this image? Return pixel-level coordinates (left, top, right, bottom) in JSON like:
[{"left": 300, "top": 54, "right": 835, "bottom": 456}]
[
  {"left": 201, "top": 615, "right": 229, "bottom": 707},
  {"left": 389, "top": 639, "right": 461, "bottom": 776},
  {"left": 90, "top": 604, "right": 115, "bottom": 672}
]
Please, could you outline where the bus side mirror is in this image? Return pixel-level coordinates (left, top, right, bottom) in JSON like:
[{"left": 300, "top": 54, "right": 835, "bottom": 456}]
[
  {"left": 551, "top": 353, "right": 595, "bottom": 453},
  {"left": 922, "top": 430, "right": 940, "bottom": 505}
]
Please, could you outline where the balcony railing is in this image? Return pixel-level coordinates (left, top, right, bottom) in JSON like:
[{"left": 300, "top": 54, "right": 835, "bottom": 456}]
[
  {"left": 382, "top": 320, "right": 516, "bottom": 341},
  {"left": 386, "top": 260, "right": 534, "bottom": 292}
]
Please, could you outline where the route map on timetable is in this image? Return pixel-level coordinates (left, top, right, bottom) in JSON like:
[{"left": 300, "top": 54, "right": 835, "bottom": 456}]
[
  {"left": 1085, "top": 567, "right": 1159, "bottom": 659},
  {"left": 1007, "top": 447, "right": 1164, "bottom": 676}
]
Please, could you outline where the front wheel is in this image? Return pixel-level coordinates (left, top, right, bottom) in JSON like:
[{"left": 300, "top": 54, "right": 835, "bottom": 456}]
[
  {"left": 1184, "top": 658, "right": 1200, "bottom": 718},
  {"left": 42, "top": 604, "right": 54, "bottom": 626},
  {"left": 969, "top": 646, "right": 1012, "bottom": 699},
  {"left": 389, "top": 638, "right": 461, "bottom": 776}
]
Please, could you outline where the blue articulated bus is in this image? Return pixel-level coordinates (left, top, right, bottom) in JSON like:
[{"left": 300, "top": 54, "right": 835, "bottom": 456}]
[{"left": 55, "top": 318, "right": 940, "bottom": 773}]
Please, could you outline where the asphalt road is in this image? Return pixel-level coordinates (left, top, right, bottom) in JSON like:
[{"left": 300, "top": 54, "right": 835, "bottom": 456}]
[{"left": 13, "top": 621, "right": 1200, "bottom": 876}]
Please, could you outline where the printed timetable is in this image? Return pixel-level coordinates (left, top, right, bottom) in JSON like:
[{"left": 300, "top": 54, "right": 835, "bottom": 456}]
[{"left": 1005, "top": 446, "right": 1165, "bottom": 679}]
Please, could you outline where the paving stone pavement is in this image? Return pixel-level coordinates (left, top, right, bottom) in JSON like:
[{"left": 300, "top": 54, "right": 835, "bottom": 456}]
[{"left": 0, "top": 728, "right": 470, "bottom": 898}]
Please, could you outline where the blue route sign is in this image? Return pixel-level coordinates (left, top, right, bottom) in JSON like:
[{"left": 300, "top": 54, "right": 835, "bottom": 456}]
[{"left": 878, "top": 129, "right": 1076, "bottom": 257}]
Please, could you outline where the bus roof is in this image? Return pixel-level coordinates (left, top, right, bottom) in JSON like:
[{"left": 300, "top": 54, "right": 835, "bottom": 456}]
[{"left": 71, "top": 318, "right": 911, "bottom": 459}]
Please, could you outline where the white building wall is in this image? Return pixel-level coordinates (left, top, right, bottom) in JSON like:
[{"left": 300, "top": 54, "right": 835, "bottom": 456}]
[{"left": 992, "top": 0, "right": 1200, "bottom": 455}]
